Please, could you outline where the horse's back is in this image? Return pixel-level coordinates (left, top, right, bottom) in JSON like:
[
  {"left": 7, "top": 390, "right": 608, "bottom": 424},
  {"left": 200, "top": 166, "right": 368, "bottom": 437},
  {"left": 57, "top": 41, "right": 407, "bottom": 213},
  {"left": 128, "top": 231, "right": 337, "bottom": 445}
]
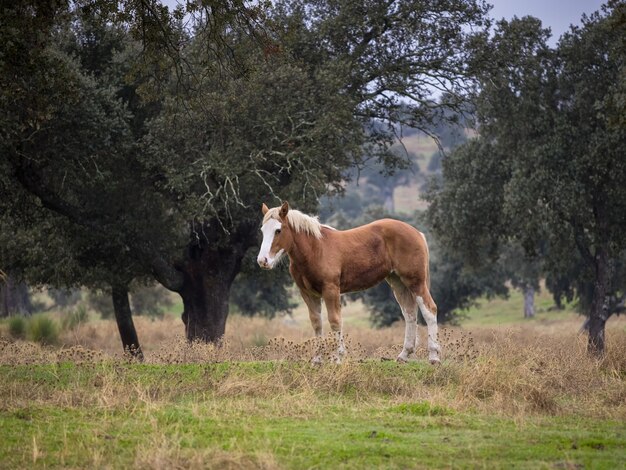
[
  {"left": 322, "top": 219, "right": 429, "bottom": 292},
  {"left": 329, "top": 218, "right": 426, "bottom": 254}
]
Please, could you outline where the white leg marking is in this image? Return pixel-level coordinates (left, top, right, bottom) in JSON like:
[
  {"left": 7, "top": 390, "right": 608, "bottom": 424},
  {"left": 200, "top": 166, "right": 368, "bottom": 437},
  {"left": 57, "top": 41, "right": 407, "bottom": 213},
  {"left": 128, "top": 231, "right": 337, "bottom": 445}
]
[
  {"left": 397, "top": 305, "right": 417, "bottom": 362},
  {"left": 417, "top": 296, "right": 441, "bottom": 364},
  {"left": 335, "top": 329, "right": 346, "bottom": 364},
  {"left": 390, "top": 283, "right": 417, "bottom": 363},
  {"left": 312, "top": 329, "right": 323, "bottom": 365}
]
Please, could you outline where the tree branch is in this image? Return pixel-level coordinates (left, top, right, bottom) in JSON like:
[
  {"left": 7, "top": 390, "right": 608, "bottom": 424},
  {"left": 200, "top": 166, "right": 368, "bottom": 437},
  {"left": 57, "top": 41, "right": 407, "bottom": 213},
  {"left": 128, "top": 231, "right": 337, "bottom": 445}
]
[{"left": 11, "top": 160, "right": 185, "bottom": 292}]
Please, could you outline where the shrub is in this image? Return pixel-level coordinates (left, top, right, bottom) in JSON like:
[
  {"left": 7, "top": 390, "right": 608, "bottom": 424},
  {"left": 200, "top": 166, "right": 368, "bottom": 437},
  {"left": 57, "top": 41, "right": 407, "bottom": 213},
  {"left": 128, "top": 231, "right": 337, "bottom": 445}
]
[
  {"left": 8, "top": 316, "right": 27, "bottom": 339},
  {"left": 27, "top": 314, "right": 59, "bottom": 345},
  {"left": 62, "top": 304, "right": 88, "bottom": 330}
]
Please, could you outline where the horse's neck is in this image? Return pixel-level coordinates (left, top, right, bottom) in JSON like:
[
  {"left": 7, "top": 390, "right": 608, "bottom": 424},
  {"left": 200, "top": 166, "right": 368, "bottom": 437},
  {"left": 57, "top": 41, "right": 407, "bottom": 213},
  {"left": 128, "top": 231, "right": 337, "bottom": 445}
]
[{"left": 288, "top": 231, "right": 321, "bottom": 266}]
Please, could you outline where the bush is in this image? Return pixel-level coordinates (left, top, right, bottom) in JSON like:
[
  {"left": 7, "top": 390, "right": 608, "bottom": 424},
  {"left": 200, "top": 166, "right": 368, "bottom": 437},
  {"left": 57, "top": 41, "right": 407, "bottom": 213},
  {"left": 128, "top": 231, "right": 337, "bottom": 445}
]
[
  {"left": 8, "top": 316, "right": 27, "bottom": 339},
  {"left": 61, "top": 304, "right": 88, "bottom": 330},
  {"left": 27, "top": 314, "right": 59, "bottom": 345}
]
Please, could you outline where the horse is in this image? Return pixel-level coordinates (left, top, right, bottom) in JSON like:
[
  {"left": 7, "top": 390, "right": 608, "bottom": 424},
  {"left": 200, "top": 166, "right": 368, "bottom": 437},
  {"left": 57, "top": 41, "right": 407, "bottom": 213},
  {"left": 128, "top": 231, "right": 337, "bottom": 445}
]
[{"left": 257, "top": 201, "right": 441, "bottom": 364}]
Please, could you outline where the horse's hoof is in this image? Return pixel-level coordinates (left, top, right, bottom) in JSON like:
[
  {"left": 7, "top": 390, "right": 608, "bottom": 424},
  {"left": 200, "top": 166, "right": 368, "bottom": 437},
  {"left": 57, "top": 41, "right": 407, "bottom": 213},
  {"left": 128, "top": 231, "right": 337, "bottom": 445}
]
[
  {"left": 429, "top": 358, "right": 441, "bottom": 365},
  {"left": 396, "top": 356, "right": 408, "bottom": 364}
]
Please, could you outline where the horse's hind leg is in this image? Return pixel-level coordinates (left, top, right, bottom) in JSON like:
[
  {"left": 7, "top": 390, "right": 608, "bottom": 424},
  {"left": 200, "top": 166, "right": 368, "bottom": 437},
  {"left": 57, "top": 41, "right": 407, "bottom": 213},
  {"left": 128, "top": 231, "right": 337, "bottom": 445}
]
[
  {"left": 416, "top": 287, "right": 441, "bottom": 364},
  {"left": 387, "top": 275, "right": 418, "bottom": 363}
]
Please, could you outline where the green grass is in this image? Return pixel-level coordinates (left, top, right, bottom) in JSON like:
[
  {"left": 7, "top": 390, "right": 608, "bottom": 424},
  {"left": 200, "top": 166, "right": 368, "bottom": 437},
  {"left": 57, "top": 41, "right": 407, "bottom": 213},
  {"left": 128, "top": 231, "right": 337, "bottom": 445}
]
[
  {"left": 4, "top": 400, "right": 622, "bottom": 469},
  {"left": 1, "top": 362, "right": 624, "bottom": 469},
  {"left": 460, "top": 287, "right": 580, "bottom": 327},
  {"left": 164, "top": 297, "right": 184, "bottom": 318}
]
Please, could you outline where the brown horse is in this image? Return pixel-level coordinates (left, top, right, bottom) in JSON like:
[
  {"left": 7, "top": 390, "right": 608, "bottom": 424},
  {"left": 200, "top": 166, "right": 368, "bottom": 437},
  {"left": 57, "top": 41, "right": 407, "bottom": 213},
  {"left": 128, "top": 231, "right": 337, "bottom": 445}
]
[{"left": 257, "top": 202, "right": 440, "bottom": 364}]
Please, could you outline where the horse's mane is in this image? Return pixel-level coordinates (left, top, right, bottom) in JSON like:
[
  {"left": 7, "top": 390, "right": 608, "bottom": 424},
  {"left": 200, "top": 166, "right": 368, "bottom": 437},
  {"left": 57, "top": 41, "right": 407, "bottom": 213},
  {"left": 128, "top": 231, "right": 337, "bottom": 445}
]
[{"left": 263, "top": 207, "right": 324, "bottom": 239}]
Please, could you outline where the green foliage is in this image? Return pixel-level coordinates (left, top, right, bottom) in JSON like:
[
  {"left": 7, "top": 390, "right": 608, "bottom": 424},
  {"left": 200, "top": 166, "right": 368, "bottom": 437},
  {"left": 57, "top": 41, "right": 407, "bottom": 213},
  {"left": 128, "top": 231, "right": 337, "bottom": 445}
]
[
  {"left": 427, "top": 139, "right": 510, "bottom": 264},
  {"left": 0, "top": 2, "right": 154, "bottom": 293},
  {"left": 605, "top": 1, "right": 626, "bottom": 130},
  {"left": 231, "top": 252, "right": 297, "bottom": 318},
  {"left": 8, "top": 316, "right": 26, "bottom": 340},
  {"left": 27, "top": 314, "right": 59, "bottom": 345},
  {"left": 428, "top": 8, "right": 626, "bottom": 339},
  {"left": 428, "top": 236, "right": 509, "bottom": 325},
  {"left": 363, "top": 281, "right": 404, "bottom": 328},
  {"left": 87, "top": 291, "right": 114, "bottom": 319},
  {"left": 130, "top": 285, "right": 173, "bottom": 319},
  {"left": 61, "top": 304, "right": 88, "bottom": 330},
  {"left": 0, "top": 0, "right": 492, "bottom": 338}
]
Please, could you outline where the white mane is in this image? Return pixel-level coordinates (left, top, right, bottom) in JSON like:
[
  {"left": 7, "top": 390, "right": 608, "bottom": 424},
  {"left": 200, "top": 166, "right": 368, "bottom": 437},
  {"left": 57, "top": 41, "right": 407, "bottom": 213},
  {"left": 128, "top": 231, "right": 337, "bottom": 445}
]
[{"left": 263, "top": 207, "right": 324, "bottom": 239}]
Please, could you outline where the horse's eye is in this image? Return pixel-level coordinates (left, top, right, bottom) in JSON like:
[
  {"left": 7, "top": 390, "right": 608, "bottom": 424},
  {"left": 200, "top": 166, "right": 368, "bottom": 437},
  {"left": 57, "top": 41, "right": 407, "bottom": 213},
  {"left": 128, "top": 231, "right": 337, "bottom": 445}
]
[{"left": 275, "top": 229, "right": 281, "bottom": 235}]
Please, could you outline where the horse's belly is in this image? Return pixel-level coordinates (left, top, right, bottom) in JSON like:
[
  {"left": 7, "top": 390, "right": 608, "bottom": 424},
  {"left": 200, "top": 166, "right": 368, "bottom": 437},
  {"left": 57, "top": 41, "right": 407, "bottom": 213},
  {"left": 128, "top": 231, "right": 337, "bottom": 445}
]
[{"left": 339, "top": 263, "right": 390, "bottom": 293}]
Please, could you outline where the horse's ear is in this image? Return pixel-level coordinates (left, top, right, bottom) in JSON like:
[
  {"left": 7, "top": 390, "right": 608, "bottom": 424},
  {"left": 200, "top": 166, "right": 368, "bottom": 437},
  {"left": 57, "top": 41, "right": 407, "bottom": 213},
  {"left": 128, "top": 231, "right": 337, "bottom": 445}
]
[
  {"left": 261, "top": 203, "right": 269, "bottom": 215},
  {"left": 279, "top": 201, "right": 289, "bottom": 220}
]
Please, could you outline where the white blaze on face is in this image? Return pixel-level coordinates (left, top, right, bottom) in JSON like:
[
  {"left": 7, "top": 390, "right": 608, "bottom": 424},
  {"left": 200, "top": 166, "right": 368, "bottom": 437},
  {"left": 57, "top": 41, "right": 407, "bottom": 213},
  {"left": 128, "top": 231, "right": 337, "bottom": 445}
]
[{"left": 257, "top": 218, "right": 284, "bottom": 269}]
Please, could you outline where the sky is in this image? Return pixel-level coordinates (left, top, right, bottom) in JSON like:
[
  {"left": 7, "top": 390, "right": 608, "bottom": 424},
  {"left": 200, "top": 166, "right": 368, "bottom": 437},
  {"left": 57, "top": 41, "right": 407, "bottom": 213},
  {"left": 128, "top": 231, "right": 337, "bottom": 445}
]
[{"left": 488, "top": 0, "right": 606, "bottom": 42}]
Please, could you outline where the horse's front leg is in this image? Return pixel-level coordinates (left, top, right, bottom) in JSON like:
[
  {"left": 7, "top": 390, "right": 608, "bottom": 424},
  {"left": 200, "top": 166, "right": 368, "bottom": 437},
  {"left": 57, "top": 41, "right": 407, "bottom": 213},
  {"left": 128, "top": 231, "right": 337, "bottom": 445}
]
[
  {"left": 300, "top": 289, "right": 323, "bottom": 364},
  {"left": 323, "top": 286, "right": 345, "bottom": 363}
]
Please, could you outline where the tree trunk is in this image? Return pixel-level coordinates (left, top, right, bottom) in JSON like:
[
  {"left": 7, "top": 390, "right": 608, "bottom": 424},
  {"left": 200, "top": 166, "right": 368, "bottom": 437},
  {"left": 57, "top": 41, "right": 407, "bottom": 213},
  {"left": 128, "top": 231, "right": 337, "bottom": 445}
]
[
  {"left": 0, "top": 276, "right": 33, "bottom": 317},
  {"left": 587, "top": 246, "right": 611, "bottom": 356},
  {"left": 523, "top": 284, "right": 535, "bottom": 318},
  {"left": 180, "top": 274, "right": 231, "bottom": 343},
  {"left": 179, "top": 242, "right": 245, "bottom": 343},
  {"left": 111, "top": 283, "right": 143, "bottom": 360}
]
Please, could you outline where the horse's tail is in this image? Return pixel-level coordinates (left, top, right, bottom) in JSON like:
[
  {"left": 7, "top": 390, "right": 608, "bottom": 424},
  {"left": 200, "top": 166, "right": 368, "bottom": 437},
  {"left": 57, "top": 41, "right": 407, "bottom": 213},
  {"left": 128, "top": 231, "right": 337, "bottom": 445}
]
[{"left": 419, "top": 231, "right": 431, "bottom": 289}]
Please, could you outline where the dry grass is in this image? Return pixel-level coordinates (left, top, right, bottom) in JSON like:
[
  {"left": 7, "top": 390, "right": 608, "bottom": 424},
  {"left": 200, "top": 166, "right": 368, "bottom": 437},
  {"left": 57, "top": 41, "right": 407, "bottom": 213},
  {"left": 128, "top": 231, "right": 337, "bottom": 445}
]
[
  {"left": 134, "top": 434, "right": 279, "bottom": 470},
  {"left": 1, "top": 308, "right": 625, "bottom": 420},
  {"left": 2, "top": 299, "right": 624, "bottom": 469}
]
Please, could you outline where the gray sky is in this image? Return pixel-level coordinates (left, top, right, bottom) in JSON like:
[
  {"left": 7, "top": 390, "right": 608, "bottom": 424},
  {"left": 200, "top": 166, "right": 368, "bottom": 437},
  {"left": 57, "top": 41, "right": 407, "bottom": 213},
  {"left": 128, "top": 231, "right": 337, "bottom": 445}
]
[{"left": 489, "top": 0, "right": 606, "bottom": 42}]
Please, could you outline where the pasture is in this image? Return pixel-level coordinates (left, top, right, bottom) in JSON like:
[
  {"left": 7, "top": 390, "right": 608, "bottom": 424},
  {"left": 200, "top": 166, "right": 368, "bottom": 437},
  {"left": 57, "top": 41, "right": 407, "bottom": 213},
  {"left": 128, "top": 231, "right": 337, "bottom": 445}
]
[{"left": 1, "top": 290, "right": 626, "bottom": 469}]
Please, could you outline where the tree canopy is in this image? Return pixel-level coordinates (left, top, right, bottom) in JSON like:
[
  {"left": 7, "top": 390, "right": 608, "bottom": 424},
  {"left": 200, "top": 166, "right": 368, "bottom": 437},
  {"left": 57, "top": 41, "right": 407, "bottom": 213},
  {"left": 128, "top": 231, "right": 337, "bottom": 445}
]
[
  {"left": 428, "top": 5, "right": 626, "bottom": 354},
  {"left": 1, "top": 0, "right": 491, "bottom": 349}
]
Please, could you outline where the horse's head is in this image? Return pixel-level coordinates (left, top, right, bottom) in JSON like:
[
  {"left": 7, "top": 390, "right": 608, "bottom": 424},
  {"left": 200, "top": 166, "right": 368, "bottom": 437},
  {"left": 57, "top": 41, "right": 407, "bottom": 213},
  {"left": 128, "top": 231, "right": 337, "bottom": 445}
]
[{"left": 257, "top": 201, "right": 291, "bottom": 269}]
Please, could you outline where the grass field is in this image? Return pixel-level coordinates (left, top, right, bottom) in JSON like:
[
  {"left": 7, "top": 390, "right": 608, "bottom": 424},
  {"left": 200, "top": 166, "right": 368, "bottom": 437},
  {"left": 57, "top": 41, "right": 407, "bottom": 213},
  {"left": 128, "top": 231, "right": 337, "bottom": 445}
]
[
  {"left": 1, "top": 361, "right": 625, "bottom": 469},
  {"left": 460, "top": 286, "right": 579, "bottom": 327},
  {"left": 1, "top": 290, "right": 626, "bottom": 469}
]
